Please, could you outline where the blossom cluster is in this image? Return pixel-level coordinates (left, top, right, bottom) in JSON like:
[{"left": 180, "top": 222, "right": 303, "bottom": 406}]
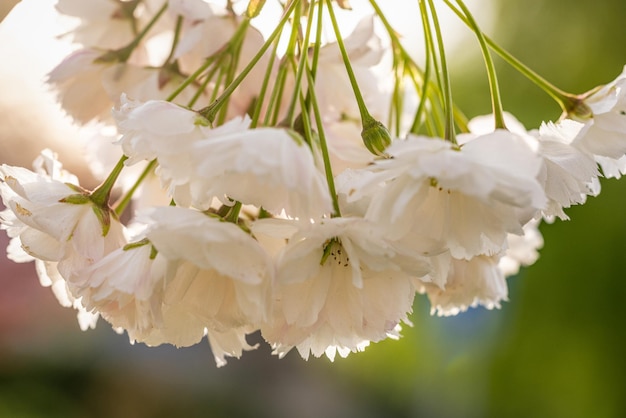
[{"left": 2, "top": 0, "right": 626, "bottom": 366}]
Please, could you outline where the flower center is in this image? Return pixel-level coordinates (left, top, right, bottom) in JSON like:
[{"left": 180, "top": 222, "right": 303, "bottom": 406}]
[{"left": 321, "top": 238, "right": 350, "bottom": 268}]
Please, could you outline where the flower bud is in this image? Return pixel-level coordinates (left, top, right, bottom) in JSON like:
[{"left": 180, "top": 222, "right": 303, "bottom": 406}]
[{"left": 361, "top": 117, "right": 391, "bottom": 156}]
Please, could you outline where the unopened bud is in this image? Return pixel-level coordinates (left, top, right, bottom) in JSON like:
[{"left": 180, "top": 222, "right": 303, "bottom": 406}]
[{"left": 361, "top": 117, "right": 391, "bottom": 156}]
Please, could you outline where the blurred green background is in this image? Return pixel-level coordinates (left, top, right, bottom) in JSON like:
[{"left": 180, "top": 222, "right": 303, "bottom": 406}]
[{"left": 1, "top": 1, "right": 626, "bottom": 417}]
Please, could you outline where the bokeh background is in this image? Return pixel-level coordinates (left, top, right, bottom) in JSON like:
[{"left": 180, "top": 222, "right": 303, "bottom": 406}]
[{"left": 1, "top": 1, "right": 626, "bottom": 417}]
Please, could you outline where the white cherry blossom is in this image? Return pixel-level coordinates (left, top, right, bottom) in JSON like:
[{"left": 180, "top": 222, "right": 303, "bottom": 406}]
[
  {"left": 0, "top": 156, "right": 125, "bottom": 268},
  {"left": 118, "top": 206, "right": 274, "bottom": 365},
  {"left": 574, "top": 66, "right": 626, "bottom": 159},
  {"left": 113, "top": 94, "right": 218, "bottom": 165},
  {"left": 0, "top": 151, "right": 125, "bottom": 329},
  {"left": 191, "top": 127, "right": 333, "bottom": 218},
  {"left": 349, "top": 132, "right": 546, "bottom": 259},
  {"left": 533, "top": 121, "right": 599, "bottom": 219},
  {"left": 470, "top": 113, "right": 599, "bottom": 220},
  {"left": 55, "top": 0, "right": 140, "bottom": 50},
  {"left": 74, "top": 239, "right": 167, "bottom": 340},
  {"left": 114, "top": 97, "right": 331, "bottom": 218},
  {"left": 417, "top": 254, "right": 508, "bottom": 317},
  {"left": 262, "top": 217, "right": 429, "bottom": 361}
]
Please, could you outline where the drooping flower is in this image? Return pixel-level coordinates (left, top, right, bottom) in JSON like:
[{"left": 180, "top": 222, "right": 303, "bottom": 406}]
[
  {"left": 114, "top": 97, "right": 333, "bottom": 218},
  {"left": 48, "top": 47, "right": 197, "bottom": 124},
  {"left": 73, "top": 238, "right": 167, "bottom": 340},
  {"left": 113, "top": 96, "right": 247, "bottom": 207},
  {"left": 117, "top": 206, "right": 274, "bottom": 366},
  {"left": 0, "top": 150, "right": 125, "bottom": 328},
  {"left": 262, "top": 216, "right": 430, "bottom": 361},
  {"left": 0, "top": 153, "right": 125, "bottom": 269},
  {"left": 47, "top": 49, "right": 162, "bottom": 123},
  {"left": 348, "top": 131, "right": 546, "bottom": 259},
  {"left": 113, "top": 94, "right": 218, "bottom": 165},
  {"left": 573, "top": 66, "right": 626, "bottom": 159},
  {"left": 416, "top": 253, "right": 508, "bottom": 317},
  {"left": 55, "top": 0, "right": 140, "bottom": 50},
  {"left": 533, "top": 120, "right": 599, "bottom": 219},
  {"left": 47, "top": 48, "right": 117, "bottom": 123},
  {"left": 469, "top": 113, "right": 599, "bottom": 220},
  {"left": 190, "top": 127, "right": 333, "bottom": 219}
]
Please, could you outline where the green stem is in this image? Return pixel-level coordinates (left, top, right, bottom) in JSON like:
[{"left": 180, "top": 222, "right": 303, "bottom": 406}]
[
  {"left": 264, "top": 60, "right": 290, "bottom": 126},
  {"left": 265, "top": 9, "right": 299, "bottom": 127},
  {"left": 390, "top": 65, "right": 403, "bottom": 136},
  {"left": 138, "top": 2, "right": 168, "bottom": 42},
  {"left": 216, "top": 22, "right": 250, "bottom": 125},
  {"left": 250, "top": 36, "right": 281, "bottom": 128},
  {"left": 264, "top": 57, "right": 295, "bottom": 126},
  {"left": 309, "top": 0, "right": 324, "bottom": 83},
  {"left": 305, "top": 64, "right": 341, "bottom": 217},
  {"left": 368, "top": 1, "right": 410, "bottom": 135},
  {"left": 115, "top": 2, "right": 168, "bottom": 63},
  {"left": 283, "top": 2, "right": 305, "bottom": 126},
  {"left": 325, "top": 0, "right": 370, "bottom": 123},
  {"left": 167, "top": 15, "right": 251, "bottom": 105},
  {"left": 453, "top": 0, "right": 505, "bottom": 129},
  {"left": 166, "top": 55, "right": 217, "bottom": 102},
  {"left": 424, "top": 0, "right": 455, "bottom": 141},
  {"left": 370, "top": 0, "right": 449, "bottom": 137},
  {"left": 327, "top": 0, "right": 391, "bottom": 155},
  {"left": 410, "top": 57, "right": 431, "bottom": 133},
  {"left": 289, "top": 0, "right": 325, "bottom": 126},
  {"left": 187, "top": 59, "right": 219, "bottom": 108},
  {"left": 114, "top": 159, "right": 156, "bottom": 217},
  {"left": 91, "top": 156, "right": 129, "bottom": 208},
  {"left": 163, "top": 15, "right": 183, "bottom": 65},
  {"left": 297, "top": 91, "right": 316, "bottom": 150},
  {"left": 199, "top": 0, "right": 301, "bottom": 122}
]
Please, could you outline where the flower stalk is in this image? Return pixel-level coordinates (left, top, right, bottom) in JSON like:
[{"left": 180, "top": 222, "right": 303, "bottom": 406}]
[
  {"left": 305, "top": 64, "right": 341, "bottom": 217},
  {"left": 91, "top": 155, "right": 129, "bottom": 208},
  {"left": 453, "top": 0, "right": 506, "bottom": 130},
  {"left": 425, "top": 0, "right": 457, "bottom": 142},
  {"left": 326, "top": 0, "right": 391, "bottom": 155},
  {"left": 199, "top": 0, "right": 301, "bottom": 123},
  {"left": 96, "top": 2, "right": 168, "bottom": 64}
]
